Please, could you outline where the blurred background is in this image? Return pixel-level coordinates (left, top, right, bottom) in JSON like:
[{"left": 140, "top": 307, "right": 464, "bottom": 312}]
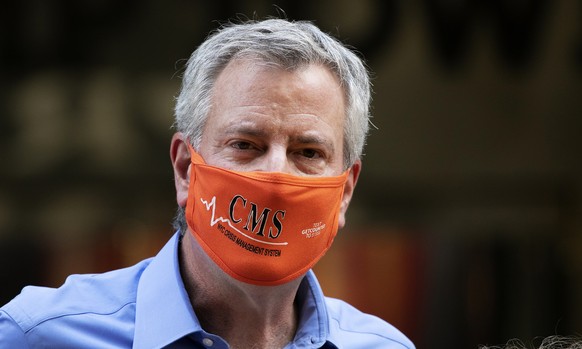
[{"left": 1, "top": 1, "right": 581, "bottom": 348}]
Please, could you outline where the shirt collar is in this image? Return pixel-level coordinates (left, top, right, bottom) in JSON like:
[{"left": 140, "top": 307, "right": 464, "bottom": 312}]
[
  {"left": 133, "top": 232, "right": 201, "bottom": 349},
  {"left": 133, "top": 232, "right": 337, "bottom": 348},
  {"left": 293, "top": 270, "right": 338, "bottom": 348}
]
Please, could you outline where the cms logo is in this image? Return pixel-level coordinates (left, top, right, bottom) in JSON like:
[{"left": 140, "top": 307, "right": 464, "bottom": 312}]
[{"left": 228, "top": 195, "right": 286, "bottom": 239}]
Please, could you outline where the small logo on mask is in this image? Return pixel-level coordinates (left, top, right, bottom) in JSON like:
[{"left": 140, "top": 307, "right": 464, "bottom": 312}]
[{"left": 302, "top": 222, "right": 326, "bottom": 238}]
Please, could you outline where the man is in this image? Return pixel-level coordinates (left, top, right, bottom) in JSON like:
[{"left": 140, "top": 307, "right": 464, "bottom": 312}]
[{"left": 0, "top": 18, "right": 415, "bottom": 348}]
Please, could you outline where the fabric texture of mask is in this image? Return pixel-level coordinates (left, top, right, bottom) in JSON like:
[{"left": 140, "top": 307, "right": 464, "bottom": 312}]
[{"left": 185, "top": 146, "right": 349, "bottom": 286}]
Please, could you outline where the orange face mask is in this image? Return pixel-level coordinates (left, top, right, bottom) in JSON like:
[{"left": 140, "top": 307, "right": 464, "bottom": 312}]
[{"left": 185, "top": 147, "right": 349, "bottom": 286}]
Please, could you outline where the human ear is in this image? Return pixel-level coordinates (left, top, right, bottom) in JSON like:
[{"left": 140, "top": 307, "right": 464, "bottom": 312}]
[
  {"left": 338, "top": 160, "right": 361, "bottom": 229},
  {"left": 170, "top": 132, "right": 191, "bottom": 208}
]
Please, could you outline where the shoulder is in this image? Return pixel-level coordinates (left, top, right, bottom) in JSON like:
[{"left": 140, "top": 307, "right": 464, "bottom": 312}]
[
  {"left": 325, "top": 297, "right": 415, "bottom": 349},
  {"left": 1, "top": 258, "right": 152, "bottom": 344}
]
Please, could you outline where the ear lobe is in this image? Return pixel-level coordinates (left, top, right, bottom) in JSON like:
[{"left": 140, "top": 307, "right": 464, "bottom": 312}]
[
  {"left": 338, "top": 160, "right": 361, "bottom": 229},
  {"left": 170, "top": 132, "right": 191, "bottom": 208}
]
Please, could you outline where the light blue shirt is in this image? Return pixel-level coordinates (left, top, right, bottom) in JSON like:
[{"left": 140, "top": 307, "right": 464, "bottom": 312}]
[{"left": 0, "top": 232, "right": 415, "bottom": 348}]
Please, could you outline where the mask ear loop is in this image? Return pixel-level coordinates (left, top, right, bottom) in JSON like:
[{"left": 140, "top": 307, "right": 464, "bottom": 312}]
[
  {"left": 186, "top": 143, "right": 198, "bottom": 222},
  {"left": 187, "top": 144, "right": 207, "bottom": 165}
]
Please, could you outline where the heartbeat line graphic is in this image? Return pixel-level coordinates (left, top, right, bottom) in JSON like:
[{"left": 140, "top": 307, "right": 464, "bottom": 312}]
[{"left": 200, "top": 196, "right": 289, "bottom": 246}]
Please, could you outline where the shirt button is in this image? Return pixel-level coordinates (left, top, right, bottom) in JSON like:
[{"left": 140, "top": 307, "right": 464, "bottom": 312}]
[{"left": 202, "top": 338, "right": 214, "bottom": 347}]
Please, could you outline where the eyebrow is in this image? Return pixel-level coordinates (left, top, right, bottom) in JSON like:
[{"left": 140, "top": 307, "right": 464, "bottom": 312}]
[
  {"left": 223, "top": 124, "right": 335, "bottom": 153},
  {"left": 222, "top": 125, "right": 268, "bottom": 139},
  {"left": 291, "top": 134, "right": 335, "bottom": 151}
]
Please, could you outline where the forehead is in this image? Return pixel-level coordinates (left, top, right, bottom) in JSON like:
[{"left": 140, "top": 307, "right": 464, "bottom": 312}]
[
  {"left": 209, "top": 58, "right": 345, "bottom": 116},
  {"left": 206, "top": 59, "right": 345, "bottom": 142}
]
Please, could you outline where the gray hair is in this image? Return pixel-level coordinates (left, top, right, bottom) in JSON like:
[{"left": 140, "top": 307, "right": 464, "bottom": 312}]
[
  {"left": 479, "top": 336, "right": 582, "bottom": 349},
  {"left": 172, "top": 18, "right": 372, "bottom": 234},
  {"left": 173, "top": 18, "right": 372, "bottom": 168}
]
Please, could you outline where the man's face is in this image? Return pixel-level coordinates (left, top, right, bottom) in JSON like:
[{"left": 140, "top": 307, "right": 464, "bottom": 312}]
[{"left": 198, "top": 58, "right": 347, "bottom": 177}]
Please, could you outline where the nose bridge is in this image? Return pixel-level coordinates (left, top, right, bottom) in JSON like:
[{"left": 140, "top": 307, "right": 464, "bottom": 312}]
[{"left": 263, "top": 146, "right": 290, "bottom": 173}]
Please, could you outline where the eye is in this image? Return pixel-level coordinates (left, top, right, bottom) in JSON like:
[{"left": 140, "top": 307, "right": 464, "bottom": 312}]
[
  {"left": 230, "top": 141, "right": 255, "bottom": 150},
  {"left": 293, "top": 148, "right": 328, "bottom": 175},
  {"left": 299, "top": 148, "right": 322, "bottom": 159}
]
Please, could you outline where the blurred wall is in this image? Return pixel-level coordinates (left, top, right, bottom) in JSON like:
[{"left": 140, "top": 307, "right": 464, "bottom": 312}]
[{"left": 1, "top": 1, "right": 580, "bottom": 348}]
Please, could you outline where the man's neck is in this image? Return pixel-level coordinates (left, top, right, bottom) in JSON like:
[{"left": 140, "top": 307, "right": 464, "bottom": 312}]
[{"left": 179, "top": 232, "right": 302, "bottom": 349}]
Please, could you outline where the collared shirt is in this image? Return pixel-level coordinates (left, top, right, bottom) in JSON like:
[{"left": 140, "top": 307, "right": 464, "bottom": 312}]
[{"left": 0, "top": 232, "right": 414, "bottom": 349}]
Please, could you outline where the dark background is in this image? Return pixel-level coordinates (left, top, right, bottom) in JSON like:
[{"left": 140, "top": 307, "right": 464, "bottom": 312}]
[{"left": 1, "top": 1, "right": 581, "bottom": 348}]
